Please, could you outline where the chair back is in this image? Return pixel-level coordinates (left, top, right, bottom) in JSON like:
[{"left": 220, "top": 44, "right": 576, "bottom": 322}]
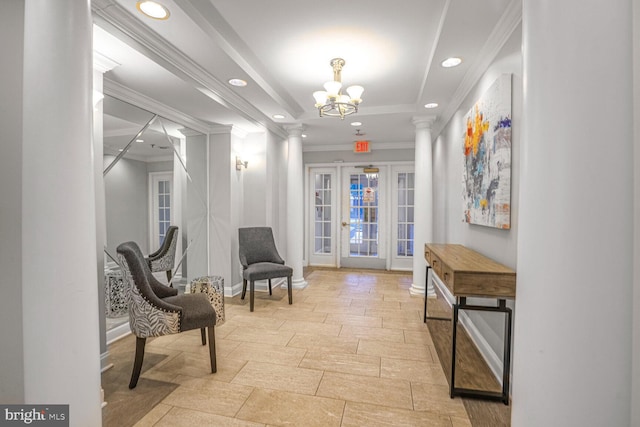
[
  {"left": 238, "top": 227, "right": 284, "bottom": 268},
  {"left": 148, "top": 225, "right": 179, "bottom": 272},
  {"left": 117, "top": 241, "right": 180, "bottom": 337}
]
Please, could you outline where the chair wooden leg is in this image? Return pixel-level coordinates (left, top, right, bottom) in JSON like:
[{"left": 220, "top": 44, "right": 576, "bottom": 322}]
[
  {"left": 250, "top": 280, "right": 255, "bottom": 312},
  {"left": 287, "top": 275, "right": 293, "bottom": 305},
  {"left": 166, "top": 270, "right": 172, "bottom": 286},
  {"left": 129, "top": 337, "right": 146, "bottom": 389},
  {"left": 208, "top": 326, "right": 217, "bottom": 373},
  {"left": 201, "top": 328, "right": 206, "bottom": 345},
  {"left": 241, "top": 279, "right": 247, "bottom": 299},
  {"left": 268, "top": 279, "right": 272, "bottom": 295}
]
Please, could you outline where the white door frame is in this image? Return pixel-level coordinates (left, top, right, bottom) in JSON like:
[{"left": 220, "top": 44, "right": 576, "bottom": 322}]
[
  {"left": 148, "top": 171, "right": 173, "bottom": 252},
  {"left": 390, "top": 165, "right": 416, "bottom": 271},
  {"left": 307, "top": 167, "right": 338, "bottom": 267}
]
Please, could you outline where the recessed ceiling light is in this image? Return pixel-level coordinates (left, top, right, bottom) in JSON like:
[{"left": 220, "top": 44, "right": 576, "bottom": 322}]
[
  {"left": 424, "top": 103, "right": 439, "bottom": 109},
  {"left": 302, "top": 134, "right": 307, "bottom": 138},
  {"left": 272, "top": 114, "right": 285, "bottom": 119},
  {"left": 441, "top": 57, "right": 462, "bottom": 68},
  {"left": 136, "top": 139, "right": 144, "bottom": 142},
  {"left": 350, "top": 121, "right": 362, "bottom": 126},
  {"left": 136, "top": 1, "right": 170, "bottom": 20},
  {"left": 228, "top": 78, "right": 247, "bottom": 87}
]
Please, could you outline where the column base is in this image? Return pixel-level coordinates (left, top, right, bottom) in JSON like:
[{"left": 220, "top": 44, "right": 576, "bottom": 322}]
[
  {"left": 287, "top": 278, "right": 308, "bottom": 289},
  {"left": 409, "top": 283, "right": 436, "bottom": 297}
]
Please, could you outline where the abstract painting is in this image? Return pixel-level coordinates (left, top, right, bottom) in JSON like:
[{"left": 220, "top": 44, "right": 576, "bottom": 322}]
[{"left": 462, "top": 74, "right": 512, "bottom": 229}]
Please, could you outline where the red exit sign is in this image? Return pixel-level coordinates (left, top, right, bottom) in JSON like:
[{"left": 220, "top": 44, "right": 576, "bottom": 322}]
[{"left": 354, "top": 140, "right": 370, "bottom": 153}]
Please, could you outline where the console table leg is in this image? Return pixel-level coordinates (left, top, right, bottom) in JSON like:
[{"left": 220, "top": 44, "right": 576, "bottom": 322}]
[
  {"left": 502, "top": 305, "right": 513, "bottom": 405},
  {"left": 450, "top": 298, "right": 460, "bottom": 398}
]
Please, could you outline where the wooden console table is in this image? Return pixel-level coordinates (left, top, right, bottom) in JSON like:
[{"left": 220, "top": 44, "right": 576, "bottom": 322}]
[{"left": 424, "top": 243, "right": 516, "bottom": 405}]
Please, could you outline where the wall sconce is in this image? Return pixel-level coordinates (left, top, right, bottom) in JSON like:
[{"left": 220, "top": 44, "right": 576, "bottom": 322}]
[{"left": 236, "top": 156, "right": 248, "bottom": 171}]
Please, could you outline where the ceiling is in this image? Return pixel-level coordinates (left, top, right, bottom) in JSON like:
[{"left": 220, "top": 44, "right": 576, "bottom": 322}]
[{"left": 93, "top": 0, "right": 521, "bottom": 153}]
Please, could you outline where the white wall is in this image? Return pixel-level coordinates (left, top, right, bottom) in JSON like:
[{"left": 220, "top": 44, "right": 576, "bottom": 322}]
[
  {"left": 633, "top": 2, "right": 640, "bottom": 424},
  {"left": 0, "top": 0, "right": 25, "bottom": 403},
  {"left": 243, "top": 132, "right": 268, "bottom": 226},
  {"left": 432, "top": 26, "right": 522, "bottom": 369},
  {"left": 104, "top": 156, "right": 151, "bottom": 256}
]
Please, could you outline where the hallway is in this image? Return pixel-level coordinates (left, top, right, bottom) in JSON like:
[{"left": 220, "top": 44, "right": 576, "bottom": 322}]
[{"left": 102, "top": 268, "right": 512, "bottom": 426}]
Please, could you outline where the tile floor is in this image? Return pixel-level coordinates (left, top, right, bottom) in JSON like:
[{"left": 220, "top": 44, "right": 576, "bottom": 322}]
[{"left": 115, "top": 268, "right": 473, "bottom": 427}]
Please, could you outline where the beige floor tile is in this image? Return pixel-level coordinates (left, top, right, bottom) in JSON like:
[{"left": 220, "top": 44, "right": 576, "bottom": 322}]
[
  {"left": 162, "top": 379, "right": 254, "bottom": 417},
  {"left": 403, "top": 329, "right": 435, "bottom": 346},
  {"left": 365, "top": 308, "right": 423, "bottom": 320},
  {"left": 154, "top": 406, "right": 265, "bottom": 427},
  {"left": 226, "top": 342, "right": 307, "bottom": 366},
  {"left": 299, "top": 352, "right": 380, "bottom": 377},
  {"left": 357, "top": 339, "right": 434, "bottom": 362},
  {"left": 383, "top": 316, "right": 432, "bottom": 331},
  {"left": 350, "top": 299, "right": 401, "bottom": 310},
  {"left": 380, "top": 357, "right": 448, "bottom": 385},
  {"left": 411, "top": 382, "right": 468, "bottom": 417},
  {"left": 339, "top": 325, "right": 405, "bottom": 343},
  {"left": 278, "top": 319, "right": 342, "bottom": 336},
  {"left": 269, "top": 307, "right": 328, "bottom": 322},
  {"left": 155, "top": 352, "right": 247, "bottom": 382},
  {"left": 231, "top": 361, "right": 323, "bottom": 395},
  {"left": 303, "top": 295, "right": 352, "bottom": 306},
  {"left": 324, "top": 313, "right": 382, "bottom": 328},
  {"left": 287, "top": 333, "right": 359, "bottom": 354},
  {"left": 316, "top": 371, "right": 413, "bottom": 410},
  {"left": 451, "top": 415, "right": 473, "bottom": 427},
  {"left": 235, "top": 388, "right": 345, "bottom": 427},
  {"left": 341, "top": 401, "right": 452, "bottom": 427},
  {"left": 221, "top": 314, "right": 286, "bottom": 330},
  {"left": 132, "top": 403, "right": 172, "bottom": 427},
  {"left": 313, "top": 305, "right": 366, "bottom": 315},
  {"left": 162, "top": 334, "right": 241, "bottom": 358},
  {"left": 224, "top": 327, "right": 295, "bottom": 346}
]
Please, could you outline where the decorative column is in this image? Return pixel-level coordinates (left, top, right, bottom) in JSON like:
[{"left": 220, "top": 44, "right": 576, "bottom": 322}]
[
  {"left": 512, "top": 1, "right": 633, "bottom": 425},
  {"left": 410, "top": 117, "right": 436, "bottom": 297},
  {"left": 285, "top": 125, "right": 308, "bottom": 289},
  {"left": 22, "top": 0, "right": 102, "bottom": 422}
]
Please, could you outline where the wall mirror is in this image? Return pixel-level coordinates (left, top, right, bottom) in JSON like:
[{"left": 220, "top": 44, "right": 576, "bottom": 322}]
[{"left": 102, "top": 95, "right": 209, "bottom": 334}]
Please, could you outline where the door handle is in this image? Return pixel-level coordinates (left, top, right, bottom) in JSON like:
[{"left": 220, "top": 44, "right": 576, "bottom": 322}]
[{"left": 341, "top": 221, "right": 348, "bottom": 227}]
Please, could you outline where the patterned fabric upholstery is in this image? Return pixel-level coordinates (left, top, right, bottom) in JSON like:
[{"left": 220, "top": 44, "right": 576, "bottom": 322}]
[
  {"left": 147, "top": 225, "right": 179, "bottom": 273},
  {"left": 117, "top": 242, "right": 181, "bottom": 338},
  {"left": 117, "top": 240, "right": 218, "bottom": 389},
  {"left": 190, "top": 276, "right": 226, "bottom": 325}
]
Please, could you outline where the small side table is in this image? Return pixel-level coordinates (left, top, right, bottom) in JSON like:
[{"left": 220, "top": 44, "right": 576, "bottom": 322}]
[
  {"left": 105, "top": 269, "right": 127, "bottom": 318},
  {"left": 190, "top": 276, "right": 225, "bottom": 325}
]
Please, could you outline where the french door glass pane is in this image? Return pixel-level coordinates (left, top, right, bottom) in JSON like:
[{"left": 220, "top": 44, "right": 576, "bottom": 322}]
[
  {"left": 314, "top": 173, "right": 332, "bottom": 254},
  {"left": 396, "top": 172, "right": 414, "bottom": 257},
  {"left": 349, "top": 173, "right": 378, "bottom": 257}
]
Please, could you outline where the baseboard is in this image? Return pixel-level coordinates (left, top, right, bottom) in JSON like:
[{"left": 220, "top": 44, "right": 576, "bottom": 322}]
[
  {"left": 431, "top": 274, "right": 504, "bottom": 386},
  {"left": 106, "top": 322, "right": 131, "bottom": 345},
  {"left": 100, "top": 351, "right": 112, "bottom": 372},
  {"left": 225, "top": 278, "right": 285, "bottom": 297}
]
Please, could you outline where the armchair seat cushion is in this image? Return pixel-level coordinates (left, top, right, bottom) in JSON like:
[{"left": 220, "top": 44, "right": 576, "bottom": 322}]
[
  {"left": 164, "top": 293, "right": 217, "bottom": 331},
  {"left": 243, "top": 262, "right": 293, "bottom": 281}
]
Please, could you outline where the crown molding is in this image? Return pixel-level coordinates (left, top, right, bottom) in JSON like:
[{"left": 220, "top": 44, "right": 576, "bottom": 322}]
[
  {"left": 93, "top": 51, "right": 120, "bottom": 73},
  {"left": 92, "top": 1, "right": 288, "bottom": 139},
  {"left": 103, "top": 79, "right": 211, "bottom": 134},
  {"left": 432, "top": 0, "right": 522, "bottom": 137}
]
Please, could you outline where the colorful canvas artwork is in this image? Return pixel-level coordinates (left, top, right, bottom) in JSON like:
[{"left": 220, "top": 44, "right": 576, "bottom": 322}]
[{"left": 462, "top": 74, "right": 512, "bottom": 229}]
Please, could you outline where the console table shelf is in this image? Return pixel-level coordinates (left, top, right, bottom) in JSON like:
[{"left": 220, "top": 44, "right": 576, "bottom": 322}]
[{"left": 424, "top": 243, "right": 516, "bottom": 405}]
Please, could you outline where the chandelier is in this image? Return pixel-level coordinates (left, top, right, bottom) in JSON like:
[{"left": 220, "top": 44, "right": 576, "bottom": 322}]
[{"left": 313, "top": 58, "right": 364, "bottom": 119}]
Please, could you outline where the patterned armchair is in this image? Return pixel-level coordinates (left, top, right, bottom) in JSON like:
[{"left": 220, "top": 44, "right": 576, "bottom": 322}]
[
  {"left": 117, "top": 241, "right": 217, "bottom": 389},
  {"left": 147, "top": 225, "right": 179, "bottom": 284},
  {"left": 238, "top": 227, "right": 293, "bottom": 312}
]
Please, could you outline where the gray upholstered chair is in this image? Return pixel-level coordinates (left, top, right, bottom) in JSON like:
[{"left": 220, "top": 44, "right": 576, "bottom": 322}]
[
  {"left": 146, "top": 225, "right": 179, "bottom": 284},
  {"left": 117, "top": 241, "right": 217, "bottom": 389},
  {"left": 238, "top": 227, "right": 293, "bottom": 312}
]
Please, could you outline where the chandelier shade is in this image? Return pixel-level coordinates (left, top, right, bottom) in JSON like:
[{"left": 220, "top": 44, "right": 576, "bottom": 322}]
[{"left": 313, "top": 58, "right": 363, "bottom": 119}]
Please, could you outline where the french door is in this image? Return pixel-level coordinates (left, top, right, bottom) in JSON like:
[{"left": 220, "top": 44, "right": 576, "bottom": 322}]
[
  {"left": 307, "top": 164, "right": 414, "bottom": 271},
  {"left": 340, "top": 166, "right": 386, "bottom": 269},
  {"left": 308, "top": 168, "right": 337, "bottom": 266}
]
